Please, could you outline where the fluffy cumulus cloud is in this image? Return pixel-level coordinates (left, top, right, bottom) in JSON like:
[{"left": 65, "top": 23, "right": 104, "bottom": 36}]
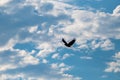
[
  {"left": 0, "top": 0, "right": 120, "bottom": 79},
  {"left": 105, "top": 52, "right": 120, "bottom": 73}
]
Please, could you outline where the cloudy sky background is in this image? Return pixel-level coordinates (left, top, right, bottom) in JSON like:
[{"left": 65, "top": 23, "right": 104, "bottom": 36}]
[{"left": 0, "top": 0, "right": 120, "bottom": 80}]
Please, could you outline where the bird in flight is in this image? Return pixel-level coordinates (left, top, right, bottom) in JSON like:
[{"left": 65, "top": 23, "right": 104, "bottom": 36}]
[{"left": 62, "top": 38, "right": 76, "bottom": 47}]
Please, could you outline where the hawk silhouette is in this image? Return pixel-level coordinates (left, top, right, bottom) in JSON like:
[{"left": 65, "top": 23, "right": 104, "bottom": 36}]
[{"left": 62, "top": 38, "right": 76, "bottom": 47}]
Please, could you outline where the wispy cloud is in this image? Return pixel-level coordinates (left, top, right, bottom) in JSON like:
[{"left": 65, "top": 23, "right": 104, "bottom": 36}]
[{"left": 80, "top": 56, "right": 93, "bottom": 60}]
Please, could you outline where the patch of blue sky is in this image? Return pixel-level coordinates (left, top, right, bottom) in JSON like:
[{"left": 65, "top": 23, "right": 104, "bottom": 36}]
[
  {"left": 58, "top": 38, "right": 120, "bottom": 80},
  {"left": 13, "top": 42, "right": 36, "bottom": 52},
  {"left": 64, "top": 0, "right": 120, "bottom": 13}
]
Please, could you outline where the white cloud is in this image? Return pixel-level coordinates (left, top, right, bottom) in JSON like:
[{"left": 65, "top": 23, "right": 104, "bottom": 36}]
[
  {"left": 105, "top": 61, "right": 120, "bottom": 73},
  {"left": 1, "top": 0, "right": 119, "bottom": 52},
  {"left": 0, "top": 0, "right": 11, "bottom": 6},
  {"left": 0, "top": 60, "right": 80, "bottom": 80},
  {"left": 42, "top": 59, "right": 48, "bottom": 64},
  {"left": 36, "top": 42, "right": 55, "bottom": 57},
  {"left": 62, "top": 74, "right": 82, "bottom": 80},
  {"left": 37, "top": 49, "right": 53, "bottom": 57},
  {"left": 0, "top": 62, "right": 79, "bottom": 80},
  {"left": 17, "top": 50, "right": 40, "bottom": 66},
  {"left": 30, "top": 50, "right": 36, "bottom": 54},
  {"left": 51, "top": 62, "right": 72, "bottom": 74},
  {"left": 50, "top": 62, "right": 80, "bottom": 80},
  {"left": 52, "top": 53, "right": 60, "bottom": 59},
  {"left": 105, "top": 52, "right": 120, "bottom": 73},
  {"left": 0, "top": 0, "right": 120, "bottom": 80},
  {"left": 114, "top": 52, "right": 120, "bottom": 59},
  {"left": 51, "top": 63, "right": 58, "bottom": 69},
  {"left": 62, "top": 53, "right": 73, "bottom": 60},
  {"left": 0, "top": 73, "right": 81, "bottom": 80},
  {"left": 0, "top": 74, "right": 25, "bottom": 80},
  {"left": 0, "top": 64, "right": 17, "bottom": 71},
  {"left": 90, "top": 38, "right": 114, "bottom": 50},
  {"left": 28, "top": 25, "right": 38, "bottom": 33},
  {"left": 100, "top": 39, "right": 114, "bottom": 50},
  {"left": 19, "top": 53, "right": 39, "bottom": 66},
  {"left": 0, "top": 38, "right": 18, "bottom": 52},
  {"left": 0, "top": 49, "right": 39, "bottom": 71},
  {"left": 113, "top": 5, "right": 120, "bottom": 16},
  {"left": 51, "top": 53, "right": 73, "bottom": 60}
]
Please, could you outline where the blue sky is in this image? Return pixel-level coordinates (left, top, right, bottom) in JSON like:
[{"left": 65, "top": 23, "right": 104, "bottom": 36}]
[{"left": 0, "top": 0, "right": 120, "bottom": 80}]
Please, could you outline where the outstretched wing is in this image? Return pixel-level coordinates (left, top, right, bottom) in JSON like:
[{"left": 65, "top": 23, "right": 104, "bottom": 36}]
[
  {"left": 67, "top": 38, "right": 76, "bottom": 47},
  {"left": 62, "top": 38, "right": 67, "bottom": 44}
]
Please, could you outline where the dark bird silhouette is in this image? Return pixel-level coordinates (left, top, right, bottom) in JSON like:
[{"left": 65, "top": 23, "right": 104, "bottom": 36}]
[{"left": 62, "top": 38, "right": 76, "bottom": 47}]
